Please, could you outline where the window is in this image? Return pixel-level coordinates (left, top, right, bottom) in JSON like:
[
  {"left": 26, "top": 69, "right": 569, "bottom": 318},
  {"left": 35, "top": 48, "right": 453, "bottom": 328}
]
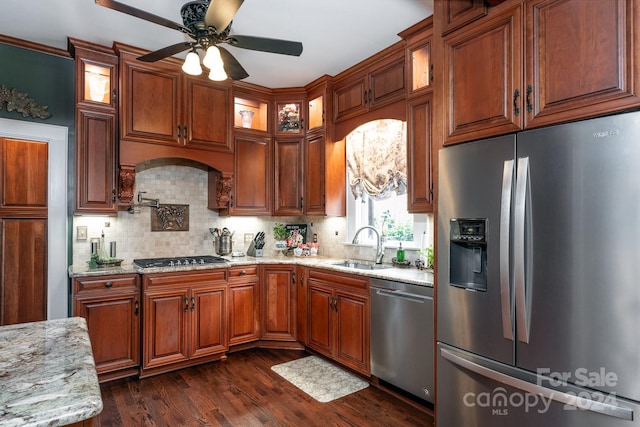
[{"left": 345, "top": 119, "right": 427, "bottom": 248}]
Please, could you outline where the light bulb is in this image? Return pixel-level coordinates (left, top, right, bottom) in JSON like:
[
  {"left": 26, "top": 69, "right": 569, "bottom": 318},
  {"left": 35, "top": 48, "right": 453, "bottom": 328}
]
[{"left": 182, "top": 51, "right": 202, "bottom": 76}]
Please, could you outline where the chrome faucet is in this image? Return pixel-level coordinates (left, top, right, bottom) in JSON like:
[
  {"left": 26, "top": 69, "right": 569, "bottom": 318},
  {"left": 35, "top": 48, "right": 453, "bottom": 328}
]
[{"left": 352, "top": 226, "right": 384, "bottom": 264}]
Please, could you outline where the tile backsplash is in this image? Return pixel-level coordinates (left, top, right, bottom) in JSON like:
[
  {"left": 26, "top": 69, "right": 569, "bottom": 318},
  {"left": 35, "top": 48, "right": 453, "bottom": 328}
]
[{"left": 72, "top": 161, "right": 433, "bottom": 266}]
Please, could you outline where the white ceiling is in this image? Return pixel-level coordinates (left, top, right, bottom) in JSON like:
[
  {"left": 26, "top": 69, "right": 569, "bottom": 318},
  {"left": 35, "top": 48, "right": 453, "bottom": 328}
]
[{"left": 0, "top": 0, "right": 433, "bottom": 88}]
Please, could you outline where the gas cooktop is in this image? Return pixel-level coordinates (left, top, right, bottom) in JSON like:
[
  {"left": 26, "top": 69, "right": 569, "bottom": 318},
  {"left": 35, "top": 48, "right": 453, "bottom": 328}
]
[{"left": 133, "top": 255, "right": 228, "bottom": 268}]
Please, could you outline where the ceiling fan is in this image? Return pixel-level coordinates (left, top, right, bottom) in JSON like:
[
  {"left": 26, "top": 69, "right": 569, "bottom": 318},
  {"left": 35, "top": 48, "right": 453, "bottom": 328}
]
[{"left": 95, "top": 0, "right": 303, "bottom": 81}]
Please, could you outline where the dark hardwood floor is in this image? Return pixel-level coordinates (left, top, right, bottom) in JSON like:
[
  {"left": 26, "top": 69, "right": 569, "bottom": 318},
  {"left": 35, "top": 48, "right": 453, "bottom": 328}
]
[{"left": 97, "top": 348, "right": 434, "bottom": 426}]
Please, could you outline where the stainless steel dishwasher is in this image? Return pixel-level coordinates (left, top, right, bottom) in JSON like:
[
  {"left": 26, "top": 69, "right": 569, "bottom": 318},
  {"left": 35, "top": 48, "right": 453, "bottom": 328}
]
[{"left": 370, "top": 278, "right": 434, "bottom": 403}]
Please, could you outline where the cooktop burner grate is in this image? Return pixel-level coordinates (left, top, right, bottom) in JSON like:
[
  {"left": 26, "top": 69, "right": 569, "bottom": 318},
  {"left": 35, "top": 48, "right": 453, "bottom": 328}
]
[{"left": 133, "top": 255, "right": 228, "bottom": 268}]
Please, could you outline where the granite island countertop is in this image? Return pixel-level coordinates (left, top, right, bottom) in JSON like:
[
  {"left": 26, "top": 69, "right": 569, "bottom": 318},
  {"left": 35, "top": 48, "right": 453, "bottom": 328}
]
[
  {"left": 69, "top": 256, "right": 434, "bottom": 287},
  {"left": 0, "top": 317, "right": 103, "bottom": 427}
]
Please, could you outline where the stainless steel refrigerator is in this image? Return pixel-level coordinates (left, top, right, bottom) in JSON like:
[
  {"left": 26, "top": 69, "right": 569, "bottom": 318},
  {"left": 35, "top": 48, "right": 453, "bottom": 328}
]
[{"left": 437, "top": 111, "right": 640, "bottom": 426}]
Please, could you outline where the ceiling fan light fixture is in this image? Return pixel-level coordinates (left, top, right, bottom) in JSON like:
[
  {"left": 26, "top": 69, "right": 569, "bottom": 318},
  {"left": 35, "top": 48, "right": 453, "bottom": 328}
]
[{"left": 182, "top": 51, "right": 203, "bottom": 75}]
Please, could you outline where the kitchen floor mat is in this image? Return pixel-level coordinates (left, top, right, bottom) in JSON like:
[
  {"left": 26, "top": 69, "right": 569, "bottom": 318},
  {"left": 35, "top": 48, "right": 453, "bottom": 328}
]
[{"left": 271, "top": 356, "right": 369, "bottom": 403}]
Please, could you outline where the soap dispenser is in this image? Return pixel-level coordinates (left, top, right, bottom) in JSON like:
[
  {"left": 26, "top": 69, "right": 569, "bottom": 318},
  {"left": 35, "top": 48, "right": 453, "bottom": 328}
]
[{"left": 396, "top": 242, "right": 405, "bottom": 263}]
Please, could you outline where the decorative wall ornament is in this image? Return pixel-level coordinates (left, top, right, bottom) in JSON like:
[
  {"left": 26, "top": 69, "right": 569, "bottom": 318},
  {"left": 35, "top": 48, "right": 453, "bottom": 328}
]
[
  {"left": 151, "top": 204, "right": 189, "bottom": 231},
  {"left": 216, "top": 172, "right": 233, "bottom": 207},
  {"left": 0, "top": 85, "right": 52, "bottom": 119},
  {"left": 118, "top": 167, "right": 136, "bottom": 204}
]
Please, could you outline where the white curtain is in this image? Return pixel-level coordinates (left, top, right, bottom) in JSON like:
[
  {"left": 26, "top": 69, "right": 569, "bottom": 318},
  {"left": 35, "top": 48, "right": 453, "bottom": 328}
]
[{"left": 346, "top": 119, "right": 407, "bottom": 201}]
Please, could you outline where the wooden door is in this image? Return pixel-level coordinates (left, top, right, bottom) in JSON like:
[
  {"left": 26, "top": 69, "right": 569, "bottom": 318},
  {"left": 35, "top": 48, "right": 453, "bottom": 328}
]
[
  {"left": 75, "top": 109, "right": 116, "bottom": 213},
  {"left": 75, "top": 292, "right": 140, "bottom": 375},
  {"left": 333, "top": 72, "right": 367, "bottom": 122},
  {"left": 183, "top": 77, "right": 231, "bottom": 152},
  {"left": 335, "top": 291, "right": 370, "bottom": 375},
  {"left": 524, "top": 0, "right": 640, "bottom": 128},
  {"left": 143, "top": 289, "right": 189, "bottom": 369},
  {"left": 307, "top": 282, "right": 333, "bottom": 356},
  {"left": 0, "top": 137, "right": 47, "bottom": 325},
  {"left": 229, "top": 282, "right": 259, "bottom": 345},
  {"left": 407, "top": 93, "right": 434, "bottom": 213},
  {"left": 190, "top": 286, "right": 227, "bottom": 358},
  {"left": 304, "top": 131, "right": 325, "bottom": 215},
  {"left": 273, "top": 137, "right": 304, "bottom": 216},
  {"left": 231, "top": 134, "right": 271, "bottom": 215},
  {"left": 261, "top": 266, "right": 296, "bottom": 341},
  {"left": 443, "top": 5, "right": 522, "bottom": 144},
  {"left": 120, "top": 53, "right": 181, "bottom": 146},
  {"left": 367, "top": 53, "right": 406, "bottom": 110}
]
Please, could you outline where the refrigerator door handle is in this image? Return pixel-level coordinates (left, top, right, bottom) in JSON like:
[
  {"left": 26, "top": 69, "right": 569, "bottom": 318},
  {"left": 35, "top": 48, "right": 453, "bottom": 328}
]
[
  {"left": 515, "top": 157, "right": 531, "bottom": 343},
  {"left": 500, "top": 160, "right": 515, "bottom": 341},
  {"left": 441, "top": 347, "right": 634, "bottom": 421}
]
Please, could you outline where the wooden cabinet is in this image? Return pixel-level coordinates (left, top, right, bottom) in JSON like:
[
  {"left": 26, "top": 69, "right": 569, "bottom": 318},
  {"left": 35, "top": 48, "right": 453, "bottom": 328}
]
[
  {"left": 141, "top": 270, "right": 227, "bottom": 377},
  {"left": 304, "top": 131, "right": 326, "bottom": 215},
  {"left": 69, "top": 39, "right": 118, "bottom": 214},
  {"left": 307, "top": 269, "right": 370, "bottom": 375},
  {"left": 0, "top": 137, "right": 48, "bottom": 325},
  {"left": 407, "top": 93, "right": 434, "bottom": 213},
  {"left": 441, "top": 0, "right": 640, "bottom": 144},
  {"left": 73, "top": 274, "right": 141, "bottom": 382},
  {"left": 260, "top": 265, "right": 297, "bottom": 342},
  {"left": 296, "top": 267, "right": 308, "bottom": 344},
  {"left": 439, "top": 0, "right": 488, "bottom": 35},
  {"left": 117, "top": 44, "right": 231, "bottom": 153},
  {"left": 273, "top": 136, "right": 305, "bottom": 216},
  {"left": 228, "top": 265, "right": 260, "bottom": 346},
  {"left": 333, "top": 48, "right": 406, "bottom": 123},
  {"left": 226, "top": 134, "right": 272, "bottom": 215}
]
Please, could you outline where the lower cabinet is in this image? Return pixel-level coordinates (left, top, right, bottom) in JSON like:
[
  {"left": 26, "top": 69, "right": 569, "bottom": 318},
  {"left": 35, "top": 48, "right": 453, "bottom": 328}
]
[
  {"left": 228, "top": 265, "right": 260, "bottom": 346},
  {"left": 260, "top": 265, "right": 297, "bottom": 342},
  {"left": 73, "top": 274, "right": 141, "bottom": 382},
  {"left": 141, "top": 270, "right": 227, "bottom": 377},
  {"left": 307, "top": 269, "right": 370, "bottom": 375}
]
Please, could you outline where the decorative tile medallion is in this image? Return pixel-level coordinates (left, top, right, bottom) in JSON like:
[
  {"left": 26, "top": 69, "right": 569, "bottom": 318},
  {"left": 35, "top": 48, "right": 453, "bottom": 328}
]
[{"left": 151, "top": 204, "right": 189, "bottom": 231}]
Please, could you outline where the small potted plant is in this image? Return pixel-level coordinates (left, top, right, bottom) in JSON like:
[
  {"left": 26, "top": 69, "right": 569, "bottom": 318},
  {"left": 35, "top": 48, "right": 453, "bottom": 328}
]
[
  {"left": 418, "top": 247, "right": 434, "bottom": 270},
  {"left": 273, "top": 223, "right": 289, "bottom": 249}
]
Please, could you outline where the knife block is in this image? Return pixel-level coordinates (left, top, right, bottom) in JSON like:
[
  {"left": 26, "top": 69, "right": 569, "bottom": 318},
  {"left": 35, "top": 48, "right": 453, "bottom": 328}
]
[{"left": 246, "top": 241, "right": 263, "bottom": 257}]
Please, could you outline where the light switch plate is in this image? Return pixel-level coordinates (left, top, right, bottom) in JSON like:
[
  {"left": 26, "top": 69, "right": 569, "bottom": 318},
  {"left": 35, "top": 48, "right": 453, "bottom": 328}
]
[{"left": 77, "top": 226, "right": 88, "bottom": 240}]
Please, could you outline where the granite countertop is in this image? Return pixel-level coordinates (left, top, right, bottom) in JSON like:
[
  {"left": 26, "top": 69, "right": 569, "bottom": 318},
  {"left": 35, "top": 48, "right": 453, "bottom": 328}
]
[
  {"left": 0, "top": 317, "right": 103, "bottom": 427},
  {"left": 69, "top": 256, "right": 434, "bottom": 287}
]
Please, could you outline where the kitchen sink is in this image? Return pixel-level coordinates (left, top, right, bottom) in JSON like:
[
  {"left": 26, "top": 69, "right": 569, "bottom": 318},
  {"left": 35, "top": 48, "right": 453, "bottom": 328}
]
[{"left": 331, "top": 261, "right": 392, "bottom": 270}]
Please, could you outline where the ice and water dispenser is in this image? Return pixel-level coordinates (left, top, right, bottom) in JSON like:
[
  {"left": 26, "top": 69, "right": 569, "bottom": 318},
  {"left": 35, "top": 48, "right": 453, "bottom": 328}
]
[{"left": 449, "top": 218, "right": 487, "bottom": 292}]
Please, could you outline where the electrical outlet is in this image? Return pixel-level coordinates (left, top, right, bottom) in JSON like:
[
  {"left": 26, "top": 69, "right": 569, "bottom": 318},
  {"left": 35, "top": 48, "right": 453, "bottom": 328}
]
[
  {"left": 244, "top": 233, "right": 255, "bottom": 244},
  {"left": 77, "top": 226, "right": 88, "bottom": 240}
]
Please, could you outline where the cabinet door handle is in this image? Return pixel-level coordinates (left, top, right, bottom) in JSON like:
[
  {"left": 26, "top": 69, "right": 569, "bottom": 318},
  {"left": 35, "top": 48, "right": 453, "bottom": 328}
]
[
  {"left": 112, "top": 189, "right": 116, "bottom": 202},
  {"left": 134, "top": 300, "right": 139, "bottom": 316},
  {"left": 513, "top": 89, "right": 520, "bottom": 116},
  {"left": 526, "top": 85, "right": 533, "bottom": 113},
  {"left": 292, "top": 274, "right": 296, "bottom": 286},
  {"left": 104, "top": 281, "right": 113, "bottom": 288},
  {"left": 183, "top": 126, "right": 188, "bottom": 144},
  {"left": 177, "top": 125, "right": 182, "bottom": 140},
  {"left": 191, "top": 296, "right": 195, "bottom": 311},
  {"left": 184, "top": 297, "right": 189, "bottom": 312},
  {"left": 112, "top": 89, "right": 117, "bottom": 104},
  {"left": 300, "top": 196, "right": 304, "bottom": 210},
  {"left": 240, "top": 270, "right": 247, "bottom": 275},
  {"left": 299, "top": 273, "right": 305, "bottom": 287},
  {"left": 229, "top": 194, "right": 234, "bottom": 208}
]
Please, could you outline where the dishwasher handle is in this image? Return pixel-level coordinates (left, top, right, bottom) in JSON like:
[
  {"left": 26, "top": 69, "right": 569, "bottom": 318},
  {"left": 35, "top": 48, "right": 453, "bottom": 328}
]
[{"left": 373, "top": 288, "right": 433, "bottom": 303}]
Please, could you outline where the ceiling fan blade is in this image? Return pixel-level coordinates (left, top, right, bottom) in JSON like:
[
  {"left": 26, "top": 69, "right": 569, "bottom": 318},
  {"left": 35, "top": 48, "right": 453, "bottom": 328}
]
[
  {"left": 226, "top": 35, "right": 303, "bottom": 56},
  {"left": 205, "top": 0, "right": 245, "bottom": 33},
  {"left": 137, "top": 42, "right": 193, "bottom": 62},
  {"left": 218, "top": 46, "right": 249, "bottom": 80},
  {"left": 95, "top": 0, "right": 191, "bottom": 35}
]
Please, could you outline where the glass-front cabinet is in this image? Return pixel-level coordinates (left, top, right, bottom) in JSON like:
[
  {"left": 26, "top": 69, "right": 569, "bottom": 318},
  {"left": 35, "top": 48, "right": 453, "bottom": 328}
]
[
  {"left": 234, "top": 96, "right": 268, "bottom": 132},
  {"left": 276, "top": 101, "right": 302, "bottom": 134},
  {"left": 307, "top": 95, "right": 324, "bottom": 131},
  {"left": 410, "top": 42, "right": 431, "bottom": 93}
]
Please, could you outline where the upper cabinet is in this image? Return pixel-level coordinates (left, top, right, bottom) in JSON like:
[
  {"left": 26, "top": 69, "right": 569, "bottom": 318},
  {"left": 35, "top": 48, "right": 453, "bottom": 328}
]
[
  {"left": 440, "top": 0, "right": 640, "bottom": 145},
  {"left": 332, "top": 45, "right": 406, "bottom": 123},
  {"left": 69, "top": 38, "right": 118, "bottom": 214},
  {"left": 116, "top": 43, "right": 231, "bottom": 153}
]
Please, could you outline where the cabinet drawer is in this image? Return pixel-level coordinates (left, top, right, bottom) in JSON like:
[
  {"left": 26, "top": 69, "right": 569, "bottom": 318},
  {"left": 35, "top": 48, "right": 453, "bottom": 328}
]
[
  {"left": 75, "top": 274, "right": 139, "bottom": 294},
  {"left": 144, "top": 269, "right": 227, "bottom": 290},
  {"left": 308, "top": 269, "right": 368, "bottom": 292},
  {"left": 228, "top": 265, "right": 258, "bottom": 280}
]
